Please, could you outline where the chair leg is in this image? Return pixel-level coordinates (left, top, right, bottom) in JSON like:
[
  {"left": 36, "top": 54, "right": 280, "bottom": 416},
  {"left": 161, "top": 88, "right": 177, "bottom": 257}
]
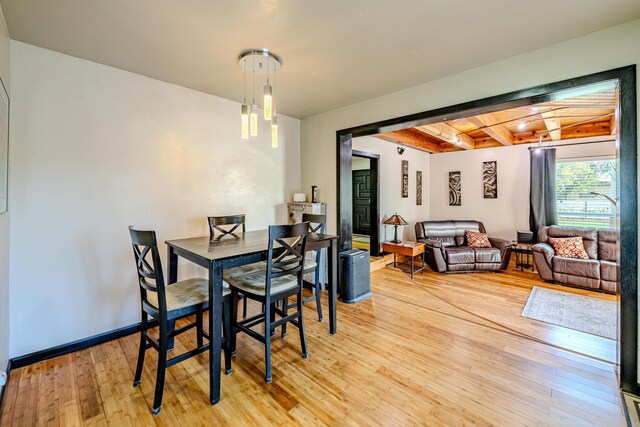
[
  {"left": 269, "top": 302, "right": 276, "bottom": 337},
  {"left": 133, "top": 313, "right": 148, "bottom": 387},
  {"left": 315, "top": 273, "right": 323, "bottom": 322},
  {"left": 196, "top": 310, "right": 204, "bottom": 348},
  {"left": 222, "top": 297, "right": 232, "bottom": 375},
  {"left": 167, "top": 319, "right": 175, "bottom": 350},
  {"left": 297, "top": 292, "right": 308, "bottom": 359},
  {"left": 152, "top": 320, "right": 169, "bottom": 415},
  {"left": 230, "top": 290, "right": 239, "bottom": 356},
  {"left": 264, "top": 300, "right": 272, "bottom": 383},
  {"left": 281, "top": 298, "right": 289, "bottom": 338},
  {"left": 242, "top": 294, "right": 248, "bottom": 318}
]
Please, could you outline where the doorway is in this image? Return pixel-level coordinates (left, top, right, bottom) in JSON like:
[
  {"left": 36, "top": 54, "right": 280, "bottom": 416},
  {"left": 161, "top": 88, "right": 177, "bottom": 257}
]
[{"left": 351, "top": 150, "right": 380, "bottom": 256}]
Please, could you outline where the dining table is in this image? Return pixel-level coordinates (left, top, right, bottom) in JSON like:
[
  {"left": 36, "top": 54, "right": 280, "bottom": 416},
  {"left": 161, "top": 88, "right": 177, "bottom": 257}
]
[{"left": 165, "top": 229, "right": 339, "bottom": 405}]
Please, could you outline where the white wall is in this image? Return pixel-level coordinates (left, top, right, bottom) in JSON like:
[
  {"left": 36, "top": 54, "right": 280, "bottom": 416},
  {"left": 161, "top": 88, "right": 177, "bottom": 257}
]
[
  {"left": 0, "top": 2, "right": 9, "bottom": 392},
  {"left": 429, "top": 139, "right": 616, "bottom": 240},
  {"left": 8, "top": 42, "right": 301, "bottom": 358},
  {"left": 353, "top": 136, "right": 429, "bottom": 241}
]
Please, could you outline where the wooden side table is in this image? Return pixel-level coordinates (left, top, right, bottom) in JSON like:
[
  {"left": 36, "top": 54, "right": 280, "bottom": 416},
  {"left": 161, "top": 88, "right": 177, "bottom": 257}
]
[
  {"left": 512, "top": 241, "right": 535, "bottom": 271},
  {"left": 381, "top": 241, "right": 425, "bottom": 279}
]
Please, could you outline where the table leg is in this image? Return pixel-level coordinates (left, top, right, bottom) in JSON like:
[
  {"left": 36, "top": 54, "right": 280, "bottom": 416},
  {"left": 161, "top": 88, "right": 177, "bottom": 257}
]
[
  {"left": 411, "top": 255, "right": 414, "bottom": 280},
  {"left": 328, "top": 239, "right": 337, "bottom": 335},
  {"left": 393, "top": 253, "right": 397, "bottom": 268},
  {"left": 209, "top": 261, "right": 223, "bottom": 404},
  {"left": 167, "top": 247, "right": 178, "bottom": 349}
]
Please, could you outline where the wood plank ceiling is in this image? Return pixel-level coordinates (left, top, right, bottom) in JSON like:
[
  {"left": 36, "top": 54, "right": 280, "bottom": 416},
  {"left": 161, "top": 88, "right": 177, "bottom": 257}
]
[{"left": 377, "top": 88, "right": 617, "bottom": 154}]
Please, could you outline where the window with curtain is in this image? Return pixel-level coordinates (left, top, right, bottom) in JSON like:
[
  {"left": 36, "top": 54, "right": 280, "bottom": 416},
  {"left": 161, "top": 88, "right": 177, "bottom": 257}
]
[{"left": 556, "top": 157, "right": 617, "bottom": 229}]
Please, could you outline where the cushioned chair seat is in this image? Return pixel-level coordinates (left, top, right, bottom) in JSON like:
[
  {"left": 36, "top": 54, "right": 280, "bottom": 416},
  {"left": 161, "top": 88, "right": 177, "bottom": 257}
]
[
  {"left": 226, "top": 271, "right": 299, "bottom": 296},
  {"left": 445, "top": 247, "right": 475, "bottom": 264},
  {"left": 223, "top": 262, "right": 265, "bottom": 280},
  {"left": 552, "top": 257, "right": 600, "bottom": 279},
  {"left": 148, "top": 278, "right": 230, "bottom": 312},
  {"left": 474, "top": 247, "right": 501, "bottom": 263}
]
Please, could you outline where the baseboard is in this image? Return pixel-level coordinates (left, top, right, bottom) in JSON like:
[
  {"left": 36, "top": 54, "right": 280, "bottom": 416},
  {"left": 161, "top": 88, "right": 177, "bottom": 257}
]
[
  {"left": 10, "top": 320, "right": 156, "bottom": 370},
  {"left": 0, "top": 359, "right": 10, "bottom": 414}
]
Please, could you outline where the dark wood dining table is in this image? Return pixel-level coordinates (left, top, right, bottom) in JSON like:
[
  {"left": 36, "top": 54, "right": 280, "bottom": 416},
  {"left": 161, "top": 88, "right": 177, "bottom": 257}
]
[{"left": 165, "top": 230, "right": 339, "bottom": 405}]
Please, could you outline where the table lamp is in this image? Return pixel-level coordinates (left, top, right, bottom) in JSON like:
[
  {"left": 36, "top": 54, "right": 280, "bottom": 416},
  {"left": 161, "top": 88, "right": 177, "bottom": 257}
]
[{"left": 383, "top": 213, "right": 408, "bottom": 243}]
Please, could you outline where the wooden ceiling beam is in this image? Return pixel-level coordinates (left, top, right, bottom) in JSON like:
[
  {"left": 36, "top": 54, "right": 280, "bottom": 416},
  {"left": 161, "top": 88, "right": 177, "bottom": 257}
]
[
  {"left": 465, "top": 114, "right": 514, "bottom": 146},
  {"left": 541, "top": 111, "right": 561, "bottom": 141},
  {"left": 417, "top": 123, "right": 475, "bottom": 150},
  {"left": 377, "top": 129, "right": 446, "bottom": 153}
]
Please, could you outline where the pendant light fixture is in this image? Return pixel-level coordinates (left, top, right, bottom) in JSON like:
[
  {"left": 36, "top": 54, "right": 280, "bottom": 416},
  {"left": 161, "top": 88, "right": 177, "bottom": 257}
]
[
  {"left": 241, "top": 65, "right": 249, "bottom": 139},
  {"left": 239, "top": 49, "right": 282, "bottom": 143}
]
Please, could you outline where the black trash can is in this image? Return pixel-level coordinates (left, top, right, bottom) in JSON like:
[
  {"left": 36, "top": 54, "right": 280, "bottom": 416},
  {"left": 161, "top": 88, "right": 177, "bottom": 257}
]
[{"left": 339, "top": 249, "right": 371, "bottom": 303}]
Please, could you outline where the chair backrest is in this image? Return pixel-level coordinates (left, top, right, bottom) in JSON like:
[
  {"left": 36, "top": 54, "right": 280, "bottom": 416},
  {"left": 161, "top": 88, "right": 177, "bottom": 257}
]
[
  {"left": 208, "top": 214, "right": 246, "bottom": 237},
  {"left": 129, "top": 226, "right": 167, "bottom": 314},
  {"left": 266, "top": 222, "right": 309, "bottom": 295},
  {"left": 302, "top": 213, "right": 326, "bottom": 264}
]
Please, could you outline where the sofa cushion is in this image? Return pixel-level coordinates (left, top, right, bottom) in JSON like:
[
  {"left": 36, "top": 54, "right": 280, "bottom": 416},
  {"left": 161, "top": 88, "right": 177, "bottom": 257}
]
[
  {"left": 549, "top": 237, "right": 589, "bottom": 260},
  {"left": 598, "top": 229, "right": 618, "bottom": 262},
  {"left": 466, "top": 230, "right": 491, "bottom": 248},
  {"left": 474, "top": 247, "right": 501, "bottom": 263},
  {"left": 445, "top": 247, "right": 475, "bottom": 264},
  {"left": 429, "top": 236, "right": 456, "bottom": 247},
  {"left": 600, "top": 260, "right": 619, "bottom": 283},
  {"left": 552, "top": 256, "right": 600, "bottom": 279},
  {"left": 547, "top": 225, "right": 597, "bottom": 259}
]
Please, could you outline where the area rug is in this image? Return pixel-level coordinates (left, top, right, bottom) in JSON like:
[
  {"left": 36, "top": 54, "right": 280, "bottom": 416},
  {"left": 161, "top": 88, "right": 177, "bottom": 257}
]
[{"left": 521, "top": 286, "right": 616, "bottom": 340}]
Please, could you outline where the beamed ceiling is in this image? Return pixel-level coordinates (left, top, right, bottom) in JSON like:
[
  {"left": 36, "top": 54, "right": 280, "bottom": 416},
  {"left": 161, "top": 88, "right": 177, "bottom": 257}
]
[{"left": 377, "top": 86, "right": 617, "bottom": 154}]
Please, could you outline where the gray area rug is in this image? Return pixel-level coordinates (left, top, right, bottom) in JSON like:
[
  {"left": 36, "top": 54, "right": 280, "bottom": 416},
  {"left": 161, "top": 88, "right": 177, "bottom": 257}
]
[{"left": 521, "top": 286, "right": 616, "bottom": 340}]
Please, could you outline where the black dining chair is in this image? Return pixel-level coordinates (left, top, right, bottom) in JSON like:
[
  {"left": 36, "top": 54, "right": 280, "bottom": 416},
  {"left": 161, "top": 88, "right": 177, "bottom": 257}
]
[
  {"left": 226, "top": 222, "right": 309, "bottom": 383},
  {"left": 129, "top": 226, "right": 232, "bottom": 415}
]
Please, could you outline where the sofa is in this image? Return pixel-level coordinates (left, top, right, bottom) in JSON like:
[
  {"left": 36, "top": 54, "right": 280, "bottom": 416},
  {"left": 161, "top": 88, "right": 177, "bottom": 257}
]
[
  {"left": 532, "top": 225, "right": 619, "bottom": 293},
  {"left": 415, "top": 220, "right": 512, "bottom": 273}
]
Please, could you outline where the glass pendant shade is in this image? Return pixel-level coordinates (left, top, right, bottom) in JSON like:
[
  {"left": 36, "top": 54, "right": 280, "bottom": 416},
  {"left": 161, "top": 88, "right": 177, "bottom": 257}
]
[
  {"left": 271, "top": 116, "right": 278, "bottom": 148},
  {"left": 263, "top": 84, "right": 273, "bottom": 120},
  {"left": 250, "top": 104, "right": 258, "bottom": 136},
  {"left": 241, "top": 104, "right": 249, "bottom": 139}
]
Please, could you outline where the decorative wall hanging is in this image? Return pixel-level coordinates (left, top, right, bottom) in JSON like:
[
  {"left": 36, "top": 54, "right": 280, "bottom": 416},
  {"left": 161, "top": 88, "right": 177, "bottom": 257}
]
[
  {"left": 482, "top": 161, "right": 498, "bottom": 199},
  {"left": 416, "top": 171, "right": 423, "bottom": 205},
  {"left": 449, "top": 171, "right": 461, "bottom": 206},
  {"left": 401, "top": 160, "right": 409, "bottom": 198}
]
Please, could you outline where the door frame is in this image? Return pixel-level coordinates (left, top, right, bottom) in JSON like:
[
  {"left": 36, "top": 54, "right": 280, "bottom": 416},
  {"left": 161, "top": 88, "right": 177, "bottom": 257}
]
[
  {"left": 352, "top": 149, "right": 381, "bottom": 256},
  {"left": 335, "top": 65, "right": 637, "bottom": 392}
]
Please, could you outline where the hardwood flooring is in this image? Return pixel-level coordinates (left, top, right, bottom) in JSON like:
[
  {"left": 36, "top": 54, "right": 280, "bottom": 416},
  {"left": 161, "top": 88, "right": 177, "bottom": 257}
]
[{"left": 1, "top": 264, "right": 624, "bottom": 426}]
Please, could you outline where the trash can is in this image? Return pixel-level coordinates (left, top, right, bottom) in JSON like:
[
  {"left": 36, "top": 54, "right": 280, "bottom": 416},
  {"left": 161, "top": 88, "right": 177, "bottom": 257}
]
[{"left": 339, "top": 249, "right": 371, "bottom": 303}]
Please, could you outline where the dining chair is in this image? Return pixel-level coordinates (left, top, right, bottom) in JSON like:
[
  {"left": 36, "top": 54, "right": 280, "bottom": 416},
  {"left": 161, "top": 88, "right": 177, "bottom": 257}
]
[
  {"left": 226, "top": 222, "right": 309, "bottom": 383},
  {"left": 129, "top": 226, "right": 232, "bottom": 415}
]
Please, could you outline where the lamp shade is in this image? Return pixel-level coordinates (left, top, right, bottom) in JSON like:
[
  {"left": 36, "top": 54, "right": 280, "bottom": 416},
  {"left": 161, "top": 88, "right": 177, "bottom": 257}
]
[{"left": 383, "top": 214, "right": 408, "bottom": 226}]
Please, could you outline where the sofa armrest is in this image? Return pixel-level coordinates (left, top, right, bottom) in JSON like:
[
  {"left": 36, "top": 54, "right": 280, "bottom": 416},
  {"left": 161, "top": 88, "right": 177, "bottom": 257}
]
[
  {"left": 419, "top": 239, "right": 447, "bottom": 272},
  {"left": 532, "top": 243, "right": 555, "bottom": 263},
  {"left": 532, "top": 243, "right": 554, "bottom": 280},
  {"left": 489, "top": 237, "right": 512, "bottom": 270}
]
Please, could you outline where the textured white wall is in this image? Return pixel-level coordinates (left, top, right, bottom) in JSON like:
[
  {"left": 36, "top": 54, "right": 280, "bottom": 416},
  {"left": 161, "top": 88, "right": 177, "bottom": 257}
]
[
  {"left": 8, "top": 41, "right": 301, "bottom": 357},
  {"left": 353, "top": 136, "right": 429, "bottom": 242},
  {"left": 0, "top": 2, "right": 9, "bottom": 392},
  {"left": 428, "top": 140, "right": 615, "bottom": 240}
]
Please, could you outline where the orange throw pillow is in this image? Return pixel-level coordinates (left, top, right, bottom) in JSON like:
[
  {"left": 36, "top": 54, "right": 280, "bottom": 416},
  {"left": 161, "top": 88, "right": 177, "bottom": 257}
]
[
  {"left": 549, "top": 237, "right": 589, "bottom": 260},
  {"left": 465, "top": 230, "right": 491, "bottom": 248}
]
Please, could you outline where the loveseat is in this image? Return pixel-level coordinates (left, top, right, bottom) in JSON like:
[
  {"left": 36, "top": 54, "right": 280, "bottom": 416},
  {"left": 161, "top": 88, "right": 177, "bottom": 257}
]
[
  {"left": 415, "top": 220, "right": 512, "bottom": 273},
  {"left": 532, "top": 225, "right": 618, "bottom": 293}
]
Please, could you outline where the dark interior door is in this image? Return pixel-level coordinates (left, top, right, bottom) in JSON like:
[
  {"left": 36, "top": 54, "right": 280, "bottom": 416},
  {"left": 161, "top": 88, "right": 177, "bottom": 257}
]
[{"left": 353, "top": 169, "right": 371, "bottom": 235}]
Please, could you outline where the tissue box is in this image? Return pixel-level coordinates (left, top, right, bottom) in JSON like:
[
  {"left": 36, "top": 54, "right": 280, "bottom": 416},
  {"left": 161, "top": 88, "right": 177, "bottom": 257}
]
[{"left": 293, "top": 193, "right": 306, "bottom": 202}]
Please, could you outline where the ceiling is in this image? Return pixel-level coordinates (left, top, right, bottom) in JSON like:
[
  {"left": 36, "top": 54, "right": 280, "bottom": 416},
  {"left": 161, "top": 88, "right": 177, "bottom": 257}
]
[
  {"left": 2, "top": 1, "right": 639, "bottom": 118},
  {"left": 377, "top": 83, "right": 617, "bottom": 153}
]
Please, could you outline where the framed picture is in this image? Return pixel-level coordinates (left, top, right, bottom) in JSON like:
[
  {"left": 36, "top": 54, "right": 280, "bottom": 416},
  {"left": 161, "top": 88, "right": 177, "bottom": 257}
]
[
  {"left": 482, "top": 161, "right": 498, "bottom": 199},
  {"left": 449, "top": 171, "right": 461, "bottom": 206},
  {"left": 0, "top": 78, "right": 8, "bottom": 214},
  {"left": 401, "top": 160, "right": 408, "bottom": 198},
  {"left": 416, "top": 171, "right": 422, "bottom": 205}
]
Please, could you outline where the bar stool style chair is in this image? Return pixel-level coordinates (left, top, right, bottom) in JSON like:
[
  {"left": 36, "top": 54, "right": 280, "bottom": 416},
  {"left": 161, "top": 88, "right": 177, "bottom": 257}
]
[
  {"left": 129, "top": 226, "right": 232, "bottom": 415},
  {"left": 226, "top": 222, "right": 309, "bottom": 383}
]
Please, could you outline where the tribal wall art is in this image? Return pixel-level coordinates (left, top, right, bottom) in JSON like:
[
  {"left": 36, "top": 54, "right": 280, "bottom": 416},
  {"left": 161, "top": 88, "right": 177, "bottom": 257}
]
[
  {"left": 416, "top": 171, "right": 422, "bottom": 205},
  {"left": 401, "top": 160, "right": 409, "bottom": 198},
  {"left": 482, "top": 161, "right": 498, "bottom": 199},
  {"left": 449, "top": 171, "right": 461, "bottom": 206}
]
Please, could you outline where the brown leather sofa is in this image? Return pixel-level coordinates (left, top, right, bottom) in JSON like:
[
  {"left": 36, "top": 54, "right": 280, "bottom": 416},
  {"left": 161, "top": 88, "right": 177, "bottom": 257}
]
[
  {"left": 532, "top": 225, "right": 619, "bottom": 293},
  {"left": 415, "top": 220, "right": 512, "bottom": 273}
]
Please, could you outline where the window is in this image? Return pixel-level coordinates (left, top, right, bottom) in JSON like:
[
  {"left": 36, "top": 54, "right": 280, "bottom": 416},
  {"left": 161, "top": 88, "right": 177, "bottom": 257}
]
[{"left": 556, "top": 158, "right": 617, "bottom": 229}]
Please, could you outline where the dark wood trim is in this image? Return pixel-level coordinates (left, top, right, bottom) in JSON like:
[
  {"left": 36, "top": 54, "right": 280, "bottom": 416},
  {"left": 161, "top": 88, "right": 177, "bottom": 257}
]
[
  {"left": 352, "top": 149, "right": 381, "bottom": 256},
  {"left": 337, "top": 65, "right": 638, "bottom": 393},
  {"left": 0, "top": 359, "right": 9, "bottom": 412},
  {"left": 9, "top": 321, "right": 157, "bottom": 369}
]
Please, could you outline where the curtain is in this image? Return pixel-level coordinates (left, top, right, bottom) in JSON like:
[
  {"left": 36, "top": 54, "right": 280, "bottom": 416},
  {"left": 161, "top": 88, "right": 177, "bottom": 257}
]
[{"left": 530, "top": 148, "right": 558, "bottom": 239}]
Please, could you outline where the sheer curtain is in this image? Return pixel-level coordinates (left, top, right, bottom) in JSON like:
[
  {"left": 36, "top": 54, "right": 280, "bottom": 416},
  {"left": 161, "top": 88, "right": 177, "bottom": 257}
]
[{"left": 529, "top": 148, "right": 558, "bottom": 240}]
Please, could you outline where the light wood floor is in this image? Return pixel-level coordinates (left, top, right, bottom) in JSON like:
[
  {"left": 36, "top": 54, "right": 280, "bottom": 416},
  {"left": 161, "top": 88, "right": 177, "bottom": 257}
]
[{"left": 1, "top": 264, "right": 624, "bottom": 426}]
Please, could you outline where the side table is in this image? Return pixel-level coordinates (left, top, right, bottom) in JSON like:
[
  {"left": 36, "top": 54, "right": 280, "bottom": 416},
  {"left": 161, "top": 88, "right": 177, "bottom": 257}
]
[
  {"left": 381, "top": 241, "right": 425, "bottom": 279},
  {"left": 512, "top": 242, "right": 535, "bottom": 271}
]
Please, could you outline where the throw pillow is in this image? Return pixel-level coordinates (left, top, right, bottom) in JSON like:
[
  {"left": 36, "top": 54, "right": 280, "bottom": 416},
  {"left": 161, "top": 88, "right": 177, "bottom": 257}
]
[
  {"left": 465, "top": 230, "right": 491, "bottom": 248},
  {"left": 549, "top": 237, "right": 590, "bottom": 260}
]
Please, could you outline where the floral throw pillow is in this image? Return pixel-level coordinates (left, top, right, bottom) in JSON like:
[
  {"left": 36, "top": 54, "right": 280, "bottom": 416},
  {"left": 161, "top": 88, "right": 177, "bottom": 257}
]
[
  {"left": 549, "top": 237, "right": 589, "bottom": 260},
  {"left": 465, "top": 230, "right": 491, "bottom": 248}
]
